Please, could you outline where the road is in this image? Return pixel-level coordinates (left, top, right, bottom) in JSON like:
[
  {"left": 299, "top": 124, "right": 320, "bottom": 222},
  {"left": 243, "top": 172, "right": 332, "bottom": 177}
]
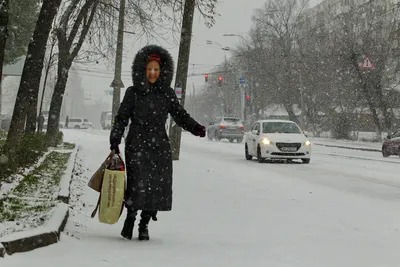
[{"left": 3, "top": 129, "right": 400, "bottom": 267}]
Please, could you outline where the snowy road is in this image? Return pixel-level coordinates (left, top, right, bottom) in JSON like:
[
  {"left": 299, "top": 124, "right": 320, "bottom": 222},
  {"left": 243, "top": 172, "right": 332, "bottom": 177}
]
[{"left": 3, "top": 129, "right": 400, "bottom": 267}]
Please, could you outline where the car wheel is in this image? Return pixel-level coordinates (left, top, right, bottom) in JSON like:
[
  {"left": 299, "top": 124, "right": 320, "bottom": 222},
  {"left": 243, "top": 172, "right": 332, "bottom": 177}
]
[
  {"left": 237, "top": 138, "right": 243, "bottom": 143},
  {"left": 257, "top": 145, "right": 264, "bottom": 163},
  {"left": 215, "top": 131, "right": 221, "bottom": 141},
  {"left": 74, "top": 125, "right": 80, "bottom": 129},
  {"left": 382, "top": 146, "right": 389, "bottom": 157},
  {"left": 245, "top": 144, "right": 252, "bottom": 160},
  {"left": 207, "top": 132, "right": 212, "bottom": 141},
  {"left": 302, "top": 158, "right": 310, "bottom": 164}
]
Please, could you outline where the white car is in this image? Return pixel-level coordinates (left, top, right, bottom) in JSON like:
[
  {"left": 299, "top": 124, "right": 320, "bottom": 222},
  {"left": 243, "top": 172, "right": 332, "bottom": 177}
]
[
  {"left": 244, "top": 119, "right": 311, "bottom": 163},
  {"left": 67, "top": 118, "right": 91, "bottom": 129}
]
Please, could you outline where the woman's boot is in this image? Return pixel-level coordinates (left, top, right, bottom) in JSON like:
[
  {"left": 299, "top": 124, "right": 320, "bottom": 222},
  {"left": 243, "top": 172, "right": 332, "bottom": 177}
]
[
  {"left": 138, "top": 210, "right": 157, "bottom": 241},
  {"left": 121, "top": 209, "right": 137, "bottom": 240}
]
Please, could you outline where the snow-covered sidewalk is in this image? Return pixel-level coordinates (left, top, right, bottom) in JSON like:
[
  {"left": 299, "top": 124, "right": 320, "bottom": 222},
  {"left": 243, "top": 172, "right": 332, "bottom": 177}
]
[{"left": 2, "top": 129, "right": 400, "bottom": 267}]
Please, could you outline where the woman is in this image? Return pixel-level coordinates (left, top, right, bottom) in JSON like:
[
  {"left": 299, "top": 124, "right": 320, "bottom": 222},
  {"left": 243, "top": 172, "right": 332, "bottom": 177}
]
[{"left": 109, "top": 45, "right": 206, "bottom": 241}]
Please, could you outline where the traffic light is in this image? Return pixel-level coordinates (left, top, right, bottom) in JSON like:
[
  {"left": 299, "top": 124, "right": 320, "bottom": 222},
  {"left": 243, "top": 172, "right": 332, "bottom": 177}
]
[
  {"left": 205, "top": 73, "right": 209, "bottom": 82},
  {"left": 245, "top": 95, "right": 251, "bottom": 107},
  {"left": 218, "top": 75, "right": 223, "bottom": 87}
]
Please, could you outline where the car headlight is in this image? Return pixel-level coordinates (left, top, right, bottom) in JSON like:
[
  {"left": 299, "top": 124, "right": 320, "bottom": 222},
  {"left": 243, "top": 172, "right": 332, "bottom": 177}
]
[
  {"left": 262, "top": 138, "right": 272, "bottom": 145},
  {"left": 304, "top": 140, "right": 311, "bottom": 146}
]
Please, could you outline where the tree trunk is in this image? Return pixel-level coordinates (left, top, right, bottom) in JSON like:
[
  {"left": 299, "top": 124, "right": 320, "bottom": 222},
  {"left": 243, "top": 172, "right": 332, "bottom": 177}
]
[
  {"left": 284, "top": 103, "right": 298, "bottom": 123},
  {"left": 5, "top": 0, "right": 61, "bottom": 150},
  {"left": 46, "top": 63, "right": 69, "bottom": 145},
  {"left": 0, "top": 0, "right": 9, "bottom": 117},
  {"left": 363, "top": 83, "right": 382, "bottom": 135}
]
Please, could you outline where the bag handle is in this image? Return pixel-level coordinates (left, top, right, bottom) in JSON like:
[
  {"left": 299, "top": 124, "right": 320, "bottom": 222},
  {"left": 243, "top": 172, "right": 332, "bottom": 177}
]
[{"left": 108, "top": 151, "right": 125, "bottom": 168}]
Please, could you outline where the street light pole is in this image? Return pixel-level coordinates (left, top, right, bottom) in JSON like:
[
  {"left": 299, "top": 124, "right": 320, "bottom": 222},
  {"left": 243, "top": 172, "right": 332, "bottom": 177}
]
[
  {"left": 223, "top": 33, "right": 252, "bottom": 123},
  {"left": 110, "top": 0, "right": 126, "bottom": 121},
  {"left": 205, "top": 40, "right": 230, "bottom": 115}
]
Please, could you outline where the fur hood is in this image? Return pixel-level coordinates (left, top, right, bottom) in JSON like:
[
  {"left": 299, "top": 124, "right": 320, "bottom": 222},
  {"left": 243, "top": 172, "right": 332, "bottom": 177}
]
[{"left": 131, "top": 45, "right": 174, "bottom": 91}]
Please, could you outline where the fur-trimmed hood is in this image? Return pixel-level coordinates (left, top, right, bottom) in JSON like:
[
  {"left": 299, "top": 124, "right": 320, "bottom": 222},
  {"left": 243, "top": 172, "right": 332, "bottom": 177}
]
[{"left": 131, "top": 45, "right": 174, "bottom": 91}]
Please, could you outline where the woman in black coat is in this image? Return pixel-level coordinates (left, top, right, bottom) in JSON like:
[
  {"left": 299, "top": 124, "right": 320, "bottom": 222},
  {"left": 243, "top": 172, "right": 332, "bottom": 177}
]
[{"left": 109, "top": 45, "right": 205, "bottom": 241}]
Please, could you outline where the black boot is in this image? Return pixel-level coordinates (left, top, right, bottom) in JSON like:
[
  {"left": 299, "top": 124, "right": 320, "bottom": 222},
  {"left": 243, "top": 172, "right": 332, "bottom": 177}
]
[
  {"left": 121, "top": 210, "right": 137, "bottom": 240},
  {"left": 138, "top": 210, "right": 157, "bottom": 241}
]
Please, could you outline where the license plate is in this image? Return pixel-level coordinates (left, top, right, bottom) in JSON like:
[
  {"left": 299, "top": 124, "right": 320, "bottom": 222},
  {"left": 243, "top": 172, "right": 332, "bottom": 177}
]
[{"left": 281, "top": 147, "right": 297, "bottom": 152}]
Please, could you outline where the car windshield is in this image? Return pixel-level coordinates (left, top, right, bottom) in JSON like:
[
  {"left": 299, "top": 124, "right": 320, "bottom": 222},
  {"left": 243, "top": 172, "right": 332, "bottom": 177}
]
[{"left": 262, "top": 122, "right": 301, "bottom": 134}]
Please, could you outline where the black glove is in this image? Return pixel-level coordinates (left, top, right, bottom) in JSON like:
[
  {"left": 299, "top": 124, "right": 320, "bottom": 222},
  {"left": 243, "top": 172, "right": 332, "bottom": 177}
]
[
  {"left": 110, "top": 143, "right": 120, "bottom": 154},
  {"left": 193, "top": 124, "right": 206, "bottom": 138}
]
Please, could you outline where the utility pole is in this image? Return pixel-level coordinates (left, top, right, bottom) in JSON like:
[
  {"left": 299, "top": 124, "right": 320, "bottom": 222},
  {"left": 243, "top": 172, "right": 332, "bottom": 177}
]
[
  {"left": 192, "top": 82, "right": 196, "bottom": 119},
  {"left": 192, "top": 64, "right": 196, "bottom": 119},
  {"left": 110, "top": 0, "right": 125, "bottom": 121},
  {"left": 168, "top": 0, "right": 196, "bottom": 161}
]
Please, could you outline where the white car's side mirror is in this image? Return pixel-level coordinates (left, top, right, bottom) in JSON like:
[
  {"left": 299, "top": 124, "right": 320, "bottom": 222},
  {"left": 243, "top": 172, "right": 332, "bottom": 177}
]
[{"left": 251, "top": 130, "right": 258, "bottom": 135}]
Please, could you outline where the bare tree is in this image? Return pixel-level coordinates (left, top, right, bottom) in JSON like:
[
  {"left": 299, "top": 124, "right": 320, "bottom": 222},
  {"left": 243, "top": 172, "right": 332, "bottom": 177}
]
[
  {"left": 330, "top": 1, "right": 400, "bottom": 137},
  {"left": 5, "top": 0, "right": 62, "bottom": 151},
  {"left": 251, "top": 0, "right": 309, "bottom": 122},
  {"left": 46, "top": 0, "right": 99, "bottom": 143}
]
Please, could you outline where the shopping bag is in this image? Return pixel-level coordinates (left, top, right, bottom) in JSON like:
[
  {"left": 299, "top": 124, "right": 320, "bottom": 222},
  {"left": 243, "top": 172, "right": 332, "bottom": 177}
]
[
  {"left": 88, "top": 156, "right": 111, "bottom": 192},
  {"left": 91, "top": 154, "right": 126, "bottom": 224}
]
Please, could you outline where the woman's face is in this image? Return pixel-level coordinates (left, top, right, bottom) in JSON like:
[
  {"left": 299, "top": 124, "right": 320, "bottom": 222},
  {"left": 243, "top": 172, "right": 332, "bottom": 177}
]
[{"left": 146, "top": 60, "right": 160, "bottom": 84}]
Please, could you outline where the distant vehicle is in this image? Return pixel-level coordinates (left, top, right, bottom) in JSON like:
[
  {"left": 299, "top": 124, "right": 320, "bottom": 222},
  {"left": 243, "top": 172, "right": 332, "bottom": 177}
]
[
  {"left": 101, "top": 111, "right": 112, "bottom": 130},
  {"left": 207, "top": 117, "right": 244, "bottom": 143},
  {"left": 67, "top": 118, "right": 91, "bottom": 129},
  {"left": 382, "top": 129, "right": 400, "bottom": 157},
  {"left": 244, "top": 119, "right": 311, "bottom": 163}
]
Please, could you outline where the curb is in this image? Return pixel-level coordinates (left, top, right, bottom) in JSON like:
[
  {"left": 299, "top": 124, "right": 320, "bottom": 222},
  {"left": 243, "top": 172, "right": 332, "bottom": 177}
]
[
  {"left": 0, "top": 146, "right": 79, "bottom": 257},
  {"left": 314, "top": 143, "right": 381, "bottom": 153},
  {"left": 58, "top": 146, "right": 79, "bottom": 204}
]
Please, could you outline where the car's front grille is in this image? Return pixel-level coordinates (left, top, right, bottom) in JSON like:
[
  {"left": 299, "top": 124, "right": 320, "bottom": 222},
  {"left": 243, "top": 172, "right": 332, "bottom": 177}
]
[
  {"left": 276, "top": 142, "right": 302, "bottom": 152},
  {"left": 271, "top": 152, "right": 305, "bottom": 156}
]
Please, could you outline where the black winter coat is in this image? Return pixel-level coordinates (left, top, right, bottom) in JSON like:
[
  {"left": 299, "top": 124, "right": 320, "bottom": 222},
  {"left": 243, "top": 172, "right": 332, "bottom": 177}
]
[{"left": 110, "top": 45, "right": 201, "bottom": 211}]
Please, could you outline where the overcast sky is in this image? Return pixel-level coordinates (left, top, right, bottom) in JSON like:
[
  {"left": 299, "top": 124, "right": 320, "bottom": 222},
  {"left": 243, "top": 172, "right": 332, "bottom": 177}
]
[{"left": 79, "top": 0, "right": 324, "bottom": 106}]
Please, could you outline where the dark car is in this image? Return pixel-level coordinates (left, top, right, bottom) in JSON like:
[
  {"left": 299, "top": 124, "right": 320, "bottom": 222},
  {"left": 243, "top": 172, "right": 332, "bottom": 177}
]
[
  {"left": 382, "top": 129, "right": 400, "bottom": 157},
  {"left": 207, "top": 117, "right": 244, "bottom": 143}
]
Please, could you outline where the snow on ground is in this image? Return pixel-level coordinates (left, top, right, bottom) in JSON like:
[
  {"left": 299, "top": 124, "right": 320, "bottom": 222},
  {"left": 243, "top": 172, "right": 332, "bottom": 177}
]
[{"left": 2, "top": 129, "right": 400, "bottom": 267}]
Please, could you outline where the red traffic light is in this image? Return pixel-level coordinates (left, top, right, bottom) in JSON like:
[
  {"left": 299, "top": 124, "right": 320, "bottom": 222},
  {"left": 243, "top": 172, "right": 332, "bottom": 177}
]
[
  {"left": 205, "top": 73, "right": 209, "bottom": 82},
  {"left": 205, "top": 73, "right": 209, "bottom": 78},
  {"left": 218, "top": 76, "right": 223, "bottom": 81},
  {"left": 246, "top": 95, "right": 251, "bottom": 100}
]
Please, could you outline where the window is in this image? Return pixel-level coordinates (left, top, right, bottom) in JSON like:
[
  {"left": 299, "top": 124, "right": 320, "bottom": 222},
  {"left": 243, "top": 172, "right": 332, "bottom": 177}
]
[
  {"left": 223, "top": 117, "right": 240, "bottom": 123},
  {"left": 262, "top": 122, "right": 301, "bottom": 134},
  {"left": 69, "top": 119, "right": 82, "bottom": 123},
  {"left": 251, "top": 123, "right": 260, "bottom": 134},
  {"left": 223, "top": 117, "right": 240, "bottom": 125},
  {"left": 392, "top": 131, "right": 400, "bottom": 138}
]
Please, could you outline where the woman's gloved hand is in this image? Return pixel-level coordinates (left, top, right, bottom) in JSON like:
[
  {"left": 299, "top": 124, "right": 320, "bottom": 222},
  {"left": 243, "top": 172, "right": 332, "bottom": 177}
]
[
  {"left": 110, "top": 143, "right": 120, "bottom": 154},
  {"left": 193, "top": 124, "right": 206, "bottom": 138}
]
